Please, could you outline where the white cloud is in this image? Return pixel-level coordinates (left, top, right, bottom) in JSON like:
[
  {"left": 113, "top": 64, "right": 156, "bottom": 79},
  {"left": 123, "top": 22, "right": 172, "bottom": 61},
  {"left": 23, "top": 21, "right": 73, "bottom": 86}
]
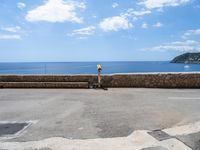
[
  {"left": 139, "top": 0, "right": 191, "bottom": 9},
  {"left": 0, "top": 34, "right": 21, "bottom": 40},
  {"left": 92, "top": 15, "right": 97, "bottom": 19},
  {"left": 153, "top": 22, "right": 163, "bottom": 28},
  {"left": 182, "top": 29, "right": 200, "bottom": 39},
  {"left": 25, "top": 0, "right": 86, "bottom": 23},
  {"left": 17, "top": 2, "right": 26, "bottom": 10},
  {"left": 1, "top": 26, "right": 21, "bottom": 33},
  {"left": 112, "top": 2, "right": 119, "bottom": 8},
  {"left": 68, "top": 26, "right": 96, "bottom": 38},
  {"left": 132, "top": 10, "right": 151, "bottom": 16},
  {"left": 98, "top": 8, "right": 151, "bottom": 32},
  {"left": 143, "top": 40, "right": 200, "bottom": 52},
  {"left": 141, "top": 23, "right": 148, "bottom": 29},
  {"left": 99, "top": 16, "right": 133, "bottom": 32},
  {"left": 122, "top": 9, "right": 151, "bottom": 18}
]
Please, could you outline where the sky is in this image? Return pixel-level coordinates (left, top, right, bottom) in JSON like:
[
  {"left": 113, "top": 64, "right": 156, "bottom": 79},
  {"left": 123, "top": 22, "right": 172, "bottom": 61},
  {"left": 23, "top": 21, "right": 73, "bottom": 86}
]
[{"left": 0, "top": 0, "right": 200, "bottom": 62}]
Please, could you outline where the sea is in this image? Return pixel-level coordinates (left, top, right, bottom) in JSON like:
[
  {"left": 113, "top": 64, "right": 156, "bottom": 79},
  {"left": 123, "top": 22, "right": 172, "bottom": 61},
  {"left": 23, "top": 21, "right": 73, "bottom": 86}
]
[{"left": 0, "top": 61, "right": 200, "bottom": 74}]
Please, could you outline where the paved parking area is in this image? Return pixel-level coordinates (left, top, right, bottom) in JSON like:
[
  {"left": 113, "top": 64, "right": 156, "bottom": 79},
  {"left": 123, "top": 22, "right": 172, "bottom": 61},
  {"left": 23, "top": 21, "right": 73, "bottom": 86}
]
[{"left": 0, "top": 88, "right": 200, "bottom": 149}]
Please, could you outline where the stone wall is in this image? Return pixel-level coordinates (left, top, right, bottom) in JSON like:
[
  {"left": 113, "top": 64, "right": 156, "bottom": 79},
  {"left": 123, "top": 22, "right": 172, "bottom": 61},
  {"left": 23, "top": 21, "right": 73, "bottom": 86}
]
[
  {"left": 0, "top": 73, "right": 200, "bottom": 88},
  {"left": 102, "top": 73, "right": 200, "bottom": 88}
]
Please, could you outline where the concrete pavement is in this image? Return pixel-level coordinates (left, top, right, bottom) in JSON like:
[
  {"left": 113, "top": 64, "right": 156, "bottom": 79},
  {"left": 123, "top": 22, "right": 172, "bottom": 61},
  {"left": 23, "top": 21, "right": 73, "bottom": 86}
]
[
  {"left": 1, "top": 121, "right": 200, "bottom": 150},
  {"left": 0, "top": 88, "right": 200, "bottom": 149}
]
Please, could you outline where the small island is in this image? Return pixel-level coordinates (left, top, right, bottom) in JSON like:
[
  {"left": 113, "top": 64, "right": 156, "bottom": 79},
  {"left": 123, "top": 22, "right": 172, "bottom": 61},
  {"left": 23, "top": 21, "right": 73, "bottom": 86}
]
[{"left": 171, "top": 52, "right": 200, "bottom": 64}]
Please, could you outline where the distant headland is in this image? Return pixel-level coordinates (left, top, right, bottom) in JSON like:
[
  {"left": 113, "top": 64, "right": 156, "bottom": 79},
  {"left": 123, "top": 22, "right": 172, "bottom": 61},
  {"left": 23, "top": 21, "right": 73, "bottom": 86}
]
[{"left": 171, "top": 52, "right": 200, "bottom": 64}]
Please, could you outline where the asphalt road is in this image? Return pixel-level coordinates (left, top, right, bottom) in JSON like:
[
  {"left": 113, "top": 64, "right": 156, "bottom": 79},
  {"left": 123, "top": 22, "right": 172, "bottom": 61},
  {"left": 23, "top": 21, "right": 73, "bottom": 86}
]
[{"left": 0, "top": 88, "right": 200, "bottom": 142}]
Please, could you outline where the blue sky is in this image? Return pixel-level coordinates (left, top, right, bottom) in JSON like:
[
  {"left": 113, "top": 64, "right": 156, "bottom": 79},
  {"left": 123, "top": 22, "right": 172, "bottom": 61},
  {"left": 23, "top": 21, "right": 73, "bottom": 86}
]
[{"left": 0, "top": 0, "right": 200, "bottom": 62}]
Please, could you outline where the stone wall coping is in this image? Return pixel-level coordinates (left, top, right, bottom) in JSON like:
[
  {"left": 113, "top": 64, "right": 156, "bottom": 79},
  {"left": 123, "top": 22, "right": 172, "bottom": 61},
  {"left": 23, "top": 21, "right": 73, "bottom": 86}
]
[{"left": 0, "top": 72, "right": 200, "bottom": 76}]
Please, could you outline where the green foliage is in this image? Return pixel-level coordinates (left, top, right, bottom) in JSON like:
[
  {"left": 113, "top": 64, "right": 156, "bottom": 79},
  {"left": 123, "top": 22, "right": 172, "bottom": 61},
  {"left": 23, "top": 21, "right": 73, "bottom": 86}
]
[{"left": 171, "top": 53, "right": 200, "bottom": 64}]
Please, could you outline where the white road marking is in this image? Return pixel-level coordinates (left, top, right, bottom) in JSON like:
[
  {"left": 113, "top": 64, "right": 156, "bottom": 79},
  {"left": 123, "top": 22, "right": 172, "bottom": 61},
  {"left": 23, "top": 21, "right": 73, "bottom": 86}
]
[{"left": 168, "top": 97, "right": 200, "bottom": 100}]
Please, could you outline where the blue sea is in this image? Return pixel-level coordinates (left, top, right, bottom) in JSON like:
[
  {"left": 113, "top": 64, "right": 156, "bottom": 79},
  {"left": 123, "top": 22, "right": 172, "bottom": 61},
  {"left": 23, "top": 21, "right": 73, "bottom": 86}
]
[{"left": 0, "top": 61, "right": 200, "bottom": 74}]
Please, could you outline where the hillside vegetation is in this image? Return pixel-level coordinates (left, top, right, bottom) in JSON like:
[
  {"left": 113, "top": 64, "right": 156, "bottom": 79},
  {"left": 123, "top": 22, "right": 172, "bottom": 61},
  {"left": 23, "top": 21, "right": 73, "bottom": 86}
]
[{"left": 171, "top": 53, "right": 200, "bottom": 64}]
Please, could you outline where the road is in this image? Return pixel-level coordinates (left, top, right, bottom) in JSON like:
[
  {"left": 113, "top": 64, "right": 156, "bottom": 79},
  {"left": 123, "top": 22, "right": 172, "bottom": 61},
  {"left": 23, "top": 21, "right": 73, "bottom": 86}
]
[{"left": 0, "top": 88, "right": 200, "bottom": 150}]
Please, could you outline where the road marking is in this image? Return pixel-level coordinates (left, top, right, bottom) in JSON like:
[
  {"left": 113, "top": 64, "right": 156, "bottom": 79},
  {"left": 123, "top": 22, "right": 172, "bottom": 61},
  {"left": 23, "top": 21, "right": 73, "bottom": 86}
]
[{"left": 168, "top": 97, "right": 200, "bottom": 100}]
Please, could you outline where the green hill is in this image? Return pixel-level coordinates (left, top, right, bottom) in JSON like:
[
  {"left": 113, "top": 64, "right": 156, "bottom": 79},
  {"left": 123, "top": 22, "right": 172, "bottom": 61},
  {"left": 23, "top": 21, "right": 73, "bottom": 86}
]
[{"left": 171, "top": 52, "right": 200, "bottom": 64}]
